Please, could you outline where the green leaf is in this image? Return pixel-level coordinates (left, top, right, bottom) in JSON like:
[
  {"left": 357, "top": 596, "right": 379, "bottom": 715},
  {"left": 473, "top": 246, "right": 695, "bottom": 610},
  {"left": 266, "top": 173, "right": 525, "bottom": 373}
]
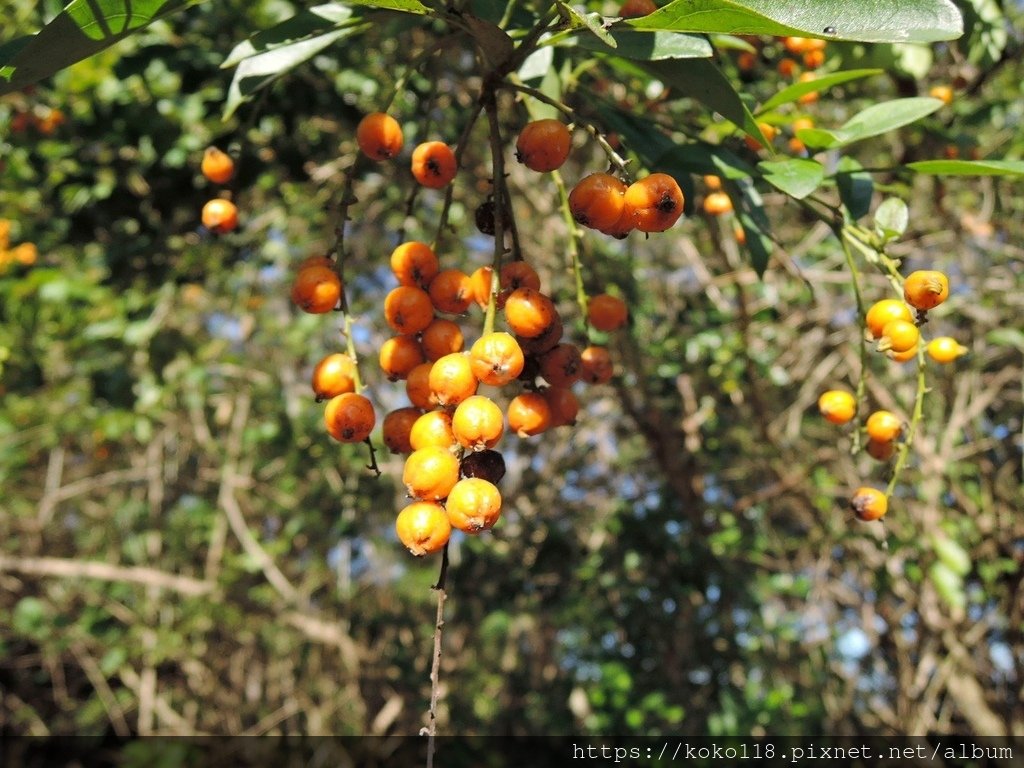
[
  {"left": 223, "top": 26, "right": 367, "bottom": 120},
  {"left": 758, "top": 68, "right": 883, "bottom": 113},
  {"left": 908, "top": 159, "right": 1024, "bottom": 176},
  {"left": 801, "top": 97, "right": 944, "bottom": 150},
  {"left": 933, "top": 537, "right": 971, "bottom": 578},
  {"left": 561, "top": 29, "right": 712, "bottom": 60},
  {"left": 730, "top": 181, "right": 773, "bottom": 276},
  {"left": 628, "top": 0, "right": 963, "bottom": 44},
  {"left": 644, "top": 59, "right": 765, "bottom": 144},
  {"left": 873, "top": 197, "right": 909, "bottom": 240},
  {"left": 929, "top": 562, "right": 966, "bottom": 610},
  {"left": 13, "top": 597, "right": 46, "bottom": 635},
  {"left": 340, "top": 0, "right": 428, "bottom": 11},
  {"left": 757, "top": 158, "right": 824, "bottom": 199},
  {"left": 557, "top": 2, "right": 617, "bottom": 48},
  {"left": 0, "top": 0, "right": 200, "bottom": 95},
  {"left": 222, "top": 3, "right": 357, "bottom": 68},
  {"left": 835, "top": 157, "right": 873, "bottom": 220}
]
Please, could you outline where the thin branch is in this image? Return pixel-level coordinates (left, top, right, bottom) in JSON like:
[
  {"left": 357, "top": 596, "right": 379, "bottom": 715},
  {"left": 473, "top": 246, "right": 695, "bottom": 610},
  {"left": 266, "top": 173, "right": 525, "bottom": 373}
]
[
  {"left": 424, "top": 544, "right": 451, "bottom": 768},
  {"left": 0, "top": 554, "right": 214, "bottom": 597}
]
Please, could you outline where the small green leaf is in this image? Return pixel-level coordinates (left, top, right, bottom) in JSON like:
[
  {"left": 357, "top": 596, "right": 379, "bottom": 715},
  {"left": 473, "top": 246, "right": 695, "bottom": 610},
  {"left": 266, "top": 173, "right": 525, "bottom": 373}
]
[
  {"left": 757, "top": 158, "right": 824, "bottom": 199},
  {"left": 986, "top": 328, "right": 1024, "bottom": 349},
  {"left": 908, "top": 159, "right": 1024, "bottom": 176},
  {"left": 933, "top": 537, "right": 971, "bottom": 578},
  {"left": 758, "top": 69, "right": 883, "bottom": 113},
  {"left": 929, "top": 561, "right": 966, "bottom": 610},
  {"left": 557, "top": 2, "right": 617, "bottom": 47},
  {"left": 628, "top": 0, "right": 963, "bottom": 43},
  {"left": 561, "top": 29, "right": 712, "bottom": 60},
  {"left": 874, "top": 198, "right": 909, "bottom": 240},
  {"left": 835, "top": 157, "right": 873, "bottom": 220},
  {"left": 728, "top": 180, "right": 773, "bottom": 276},
  {"left": 800, "top": 97, "right": 944, "bottom": 150},
  {"left": 222, "top": 4, "right": 357, "bottom": 68}
]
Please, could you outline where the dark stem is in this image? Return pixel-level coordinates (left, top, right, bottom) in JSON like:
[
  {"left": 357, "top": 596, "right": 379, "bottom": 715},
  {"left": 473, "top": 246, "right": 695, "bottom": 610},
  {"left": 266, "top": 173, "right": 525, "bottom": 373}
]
[{"left": 425, "top": 543, "right": 450, "bottom": 768}]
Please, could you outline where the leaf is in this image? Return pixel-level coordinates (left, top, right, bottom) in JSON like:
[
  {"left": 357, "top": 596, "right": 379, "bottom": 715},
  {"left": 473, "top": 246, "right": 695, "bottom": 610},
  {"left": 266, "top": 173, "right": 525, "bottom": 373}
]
[
  {"left": 758, "top": 69, "right": 882, "bottom": 113},
  {"left": 800, "top": 97, "right": 944, "bottom": 150},
  {"left": 340, "top": 0, "right": 428, "bottom": 11},
  {"left": 729, "top": 181, "right": 773, "bottom": 276},
  {"left": 757, "top": 158, "right": 824, "bottom": 199},
  {"left": 835, "top": 157, "right": 873, "bottom": 220},
  {"left": 557, "top": 2, "right": 617, "bottom": 48},
  {"left": 222, "top": 3, "right": 357, "bottom": 68},
  {"left": 908, "top": 159, "right": 1024, "bottom": 176},
  {"left": 223, "top": 27, "right": 366, "bottom": 120},
  {"left": 628, "top": 0, "right": 963, "bottom": 44},
  {"left": 933, "top": 537, "right": 971, "bottom": 578},
  {"left": 561, "top": 29, "right": 712, "bottom": 60},
  {"left": 644, "top": 59, "right": 765, "bottom": 144},
  {"left": 0, "top": 0, "right": 200, "bottom": 95},
  {"left": 463, "top": 13, "right": 515, "bottom": 69},
  {"left": 873, "top": 198, "right": 909, "bottom": 240}
]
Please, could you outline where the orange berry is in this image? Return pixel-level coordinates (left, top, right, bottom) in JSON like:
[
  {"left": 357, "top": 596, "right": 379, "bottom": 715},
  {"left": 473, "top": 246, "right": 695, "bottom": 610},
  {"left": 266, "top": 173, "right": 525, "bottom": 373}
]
[
  {"left": 622, "top": 173, "right": 684, "bottom": 233},
  {"left": 889, "top": 343, "right": 920, "bottom": 363},
  {"left": 518, "top": 316, "right": 564, "bottom": 356},
  {"left": 702, "top": 191, "right": 734, "bottom": 216},
  {"left": 298, "top": 254, "right": 334, "bottom": 270},
  {"left": 356, "top": 112, "right": 403, "bottom": 161},
  {"left": 580, "top": 345, "right": 614, "bottom": 384},
  {"left": 324, "top": 392, "right": 375, "bottom": 443},
  {"left": 382, "top": 407, "right": 422, "bottom": 454},
  {"left": 865, "top": 438, "right": 896, "bottom": 462},
  {"left": 421, "top": 318, "right": 465, "bottom": 361},
  {"left": 428, "top": 352, "right": 478, "bottom": 407},
  {"left": 201, "top": 146, "right": 235, "bottom": 184},
  {"left": 865, "top": 299, "right": 914, "bottom": 340},
  {"left": 311, "top": 353, "right": 356, "bottom": 401},
  {"left": 379, "top": 335, "right": 426, "bottom": 381},
  {"left": 515, "top": 119, "right": 572, "bottom": 172},
  {"left": 12, "top": 243, "right": 37, "bottom": 266},
  {"left": 866, "top": 410, "right": 902, "bottom": 443},
  {"left": 850, "top": 487, "right": 887, "bottom": 522},
  {"left": 390, "top": 241, "right": 440, "bottom": 288},
  {"left": 507, "top": 392, "right": 553, "bottom": 437},
  {"left": 540, "top": 342, "right": 583, "bottom": 388},
  {"left": 410, "top": 409, "right": 458, "bottom": 452},
  {"left": 588, "top": 293, "right": 628, "bottom": 332},
  {"left": 703, "top": 174, "right": 722, "bottom": 191},
  {"left": 619, "top": 0, "right": 656, "bottom": 17},
  {"left": 504, "top": 287, "right": 557, "bottom": 338},
  {"left": 291, "top": 265, "right": 342, "bottom": 314},
  {"left": 926, "top": 337, "right": 968, "bottom": 364},
  {"left": 544, "top": 386, "right": 580, "bottom": 427},
  {"left": 877, "top": 319, "right": 920, "bottom": 354},
  {"left": 929, "top": 85, "right": 954, "bottom": 105},
  {"left": 818, "top": 390, "right": 856, "bottom": 425},
  {"left": 384, "top": 285, "right": 435, "bottom": 335},
  {"left": 403, "top": 446, "right": 460, "bottom": 500},
  {"left": 428, "top": 268, "right": 474, "bottom": 315},
  {"left": 802, "top": 48, "right": 825, "bottom": 69},
  {"left": 744, "top": 122, "right": 778, "bottom": 152},
  {"left": 411, "top": 141, "right": 457, "bottom": 188},
  {"left": 599, "top": 204, "right": 636, "bottom": 239},
  {"left": 445, "top": 478, "right": 502, "bottom": 533},
  {"left": 501, "top": 261, "right": 542, "bottom": 295},
  {"left": 201, "top": 198, "right": 239, "bottom": 233},
  {"left": 406, "top": 362, "right": 436, "bottom": 410},
  {"left": 451, "top": 395, "right": 505, "bottom": 451},
  {"left": 737, "top": 51, "right": 757, "bottom": 73},
  {"left": 569, "top": 173, "right": 627, "bottom": 231},
  {"left": 469, "top": 266, "right": 496, "bottom": 309},
  {"left": 783, "top": 36, "right": 811, "bottom": 54},
  {"left": 469, "top": 332, "right": 525, "bottom": 387},
  {"left": 797, "top": 72, "right": 819, "bottom": 104},
  {"left": 395, "top": 500, "right": 451, "bottom": 555},
  {"left": 903, "top": 270, "right": 949, "bottom": 311},
  {"left": 777, "top": 58, "right": 798, "bottom": 78}
]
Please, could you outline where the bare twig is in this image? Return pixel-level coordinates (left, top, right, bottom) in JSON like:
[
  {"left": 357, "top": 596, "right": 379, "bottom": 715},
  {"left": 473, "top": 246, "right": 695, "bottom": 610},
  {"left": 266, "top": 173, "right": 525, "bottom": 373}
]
[
  {"left": 0, "top": 554, "right": 213, "bottom": 597},
  {"left": 424, "top": 544, "right": 451, "bottom": 768}
]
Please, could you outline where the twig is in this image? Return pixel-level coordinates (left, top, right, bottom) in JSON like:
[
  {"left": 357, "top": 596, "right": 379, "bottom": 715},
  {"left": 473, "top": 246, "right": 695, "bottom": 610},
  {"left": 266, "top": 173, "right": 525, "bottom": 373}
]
[
  {"left": 0, "top": 554, "right": 213, "bottom": 597},
  {"left": 424, "top": 543, "right": 451, "bottom": 768}
]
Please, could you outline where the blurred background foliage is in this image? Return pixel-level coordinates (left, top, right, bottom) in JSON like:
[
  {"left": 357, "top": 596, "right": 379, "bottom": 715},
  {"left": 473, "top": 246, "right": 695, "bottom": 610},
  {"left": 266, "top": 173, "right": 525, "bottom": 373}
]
[{"left": 1, "top": 0, "right": 1022, "bottom": 740}]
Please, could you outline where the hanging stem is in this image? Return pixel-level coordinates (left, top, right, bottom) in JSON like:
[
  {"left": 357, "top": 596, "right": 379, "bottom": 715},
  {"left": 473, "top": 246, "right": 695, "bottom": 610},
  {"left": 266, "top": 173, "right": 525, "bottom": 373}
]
[
  {"left": 886, "top": 349, "right": 929, "bottom": 498},
  {"left": 837, "top": 225, "right": 869, "bottom": 454},
  {"left": 424, "top": 543, "right": 450, "bottom": 768},
  {"left": 481, "top": 86, "right": 508, "bottom": 337},
  {"left": 552, "top": 168, "right": 589, "bottom": 326}
]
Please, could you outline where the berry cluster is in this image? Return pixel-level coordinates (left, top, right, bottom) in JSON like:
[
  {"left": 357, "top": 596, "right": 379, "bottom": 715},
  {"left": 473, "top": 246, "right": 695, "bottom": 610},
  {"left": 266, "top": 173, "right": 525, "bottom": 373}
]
[
  {"left": 199, "top": 147, "right": 239, "bottom": 234},
  {"left": 0, "top": 219, "right": 37, "bottom": 273}
]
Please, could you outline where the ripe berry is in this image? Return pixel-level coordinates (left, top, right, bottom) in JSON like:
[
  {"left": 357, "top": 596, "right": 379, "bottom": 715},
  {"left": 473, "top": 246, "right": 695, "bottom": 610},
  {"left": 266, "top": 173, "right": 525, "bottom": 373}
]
[
  {"left": 421, "top": 318, "right": 465, "bottom": 361},
  {"left": 470, "top": 332, "right": 525, "bottom": 387},
  {"left": 802, "top": 48, "right": 825, "bottom": 69},
  {"left": 403, "top": 446, "right": 460, "bottom": 500},
  {"left": 406, "top": 362, "right": 436, "bottom": 410},
  {"left": 298, "top": 254, "right": 335, "bottom": 270},
  {"left": 540, "top": 343, "right": 583, "bottom": 387},
  {"left": 619, "top": 0, "right": 656, "bottom": 17},
  {"left": 291, "top": 265, "right": 342, "bottom": 314},
  {"left": 580, "top": 345, "right": 614, "bottom": 384},
  {"left": 569, "top": 173, "right": 627, "bottom": 231},
  {"left": 469, "top": 266, "right": 496, "bottom": 309},
  {"left": 396, "top": 501, "right": 451, "bottom": 556},
  {"left": 865, "top": 299, "right": 914, "bottom": 340},
  {"left": 702, "top": 191, "right": 733, "bottom": 216},
  {"left": 623, "top": 173, "right": 684, "bottom": 232},
  {"left": 201, "top": 198, "right": 239, "bottom": 233},
  {"left": 777, "top": 58, "right": 798, "bottom": 78},
  {"left": 384, "top": 285, "right": 435, "bottom": 335},
  {"left": 428, "top": 352, "right": 479, "bottom": 407},
  {"left": 519, "top": 317, "right": 564, "bottom": 356},
  {"left": 311, "top": 353, "right": 356, "bottom": 401},
  {"left": 501, "top": 261, "right": 542, "bottom": 295},
  {"left": 411, "top": 141, "right": 458, "bottom": 188},
  {"left": 903, "top": 270, "right": 949, "bottom": 311},
  {"left": 926, "top": 337, "right": 968, "bottom": 364},
  {"left": 866, "top": 410, "right": 902, "bottom": 443},
  {"left": 797, "top": 72, "right": 819, "bottom": 104},
  {"left": 865, "top": 438, "right": 896, "bottom": 462},
  {"left": 452, "top": 395, "right": 505, "bottom": 451},
  {"left": 889, "top": 344, "right": 920, "bottom": 363},
  {"left": 507, "top": 392, "right": 553, "bottom": 437},
  {"left": 744, "top": 122, "right": 778, "bottom": 152},
  {"left": 818, "top": 390, "right": 856, "bottom": 425},
  {"left": 324, "top": 392, "right": 376, "bottom": 443},
  {"left": 877, "top": 319, "right": 920, "bottom": 354},
  {"left": 929, "top": 85, "right": 954, "bottom": 105},
  {"left": 703, "top": 174, "right": 722, "bottom": 191},
  {"left": 545, "top": 386, "right": 580, "bottom": 427},
  {"left": 379, "top": 335, "right": 426, "bottom": 380},
  {"left": 391, "top": 241, "right": 440, "bottom": 288},
  {"left": 201, "top": 147, "right": 235, "bottom": 184},
  {"left": 515, "top": 119, "right": 572, "bottom": 173},
  {"left": 410, "top": 409, "right": 458, "bottom": 451},
  {"left": 850, "top": 487, "right": 888, "bottom": 522},
  {"left": 428, "top": 268, "right": 473, "bottom": 315},
  {"left": 504, "top": 287, "right": 557, "bottom": 338},
  {"left": 460, "top": 449, "right": 506, "bottom": 484},
  {"left": 445, "top": 478, "right": 502, "bottom": 533},
  {"left": 356, "top": 112, "right": 403, "bottom": 161},
  {"left": 382, "top": 407, "right": 422, "bottom": 454},
  {"left": 588, "top": 293, "right": 628, "bottom": 332}
]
